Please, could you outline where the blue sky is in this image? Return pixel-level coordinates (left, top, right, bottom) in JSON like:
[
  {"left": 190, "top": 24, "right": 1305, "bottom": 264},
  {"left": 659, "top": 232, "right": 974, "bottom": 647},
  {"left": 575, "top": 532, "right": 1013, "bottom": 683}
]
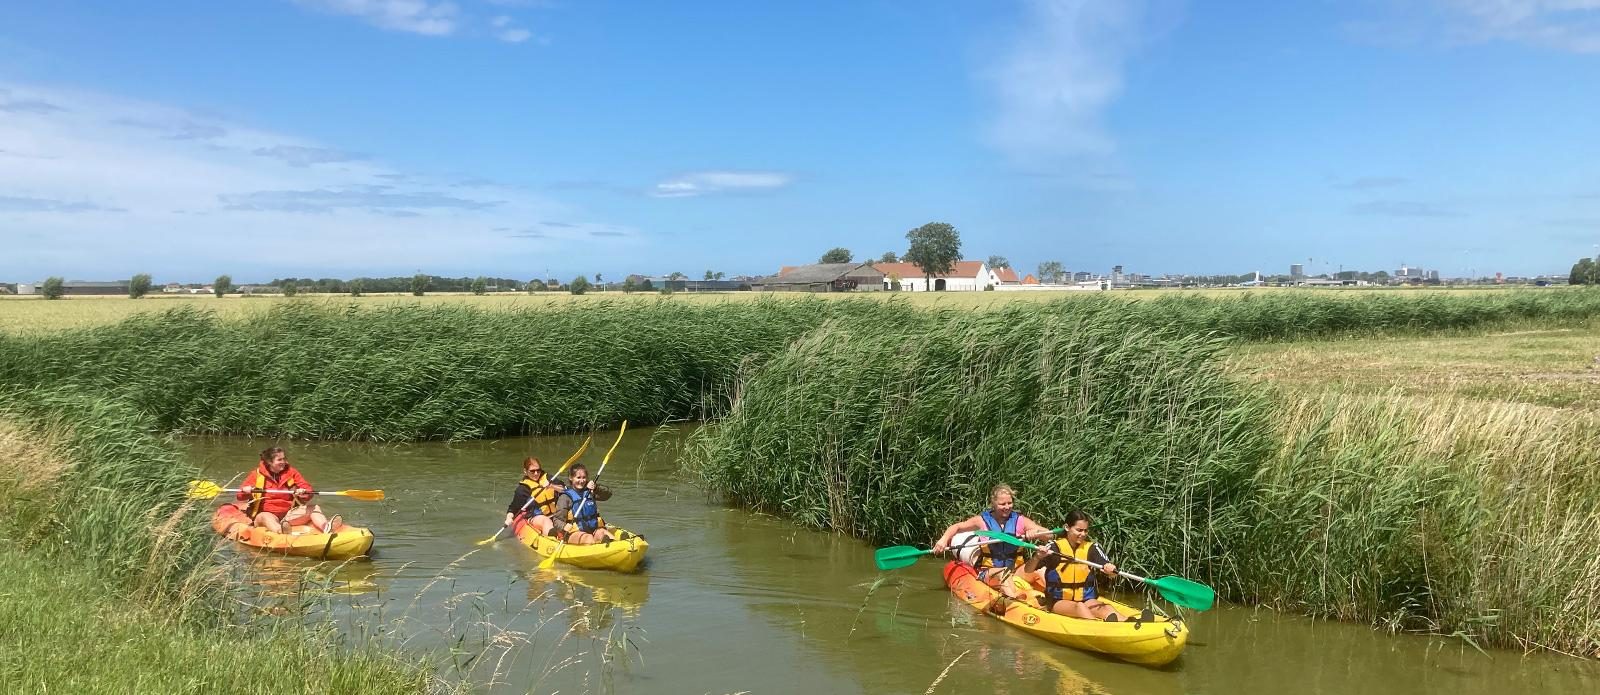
[{"left": 2, "top": 0, "right": 1599, "bottom": 282}]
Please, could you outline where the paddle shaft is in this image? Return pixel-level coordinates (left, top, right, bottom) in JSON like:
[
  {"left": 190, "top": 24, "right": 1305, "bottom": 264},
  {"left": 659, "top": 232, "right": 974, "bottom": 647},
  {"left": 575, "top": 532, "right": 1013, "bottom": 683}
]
[{"left": 1008, "top": 537, "right": 1136, "bottom": 582}]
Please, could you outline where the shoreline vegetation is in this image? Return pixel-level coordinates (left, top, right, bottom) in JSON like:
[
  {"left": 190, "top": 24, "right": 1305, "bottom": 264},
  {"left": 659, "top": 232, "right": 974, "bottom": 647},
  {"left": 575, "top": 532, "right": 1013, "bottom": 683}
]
[
  {"left": 0, "top": 390, "right": 441, "bottom": 693},
  {"left": 1, "top": 288, "right": 1598, "bottom": 678}
]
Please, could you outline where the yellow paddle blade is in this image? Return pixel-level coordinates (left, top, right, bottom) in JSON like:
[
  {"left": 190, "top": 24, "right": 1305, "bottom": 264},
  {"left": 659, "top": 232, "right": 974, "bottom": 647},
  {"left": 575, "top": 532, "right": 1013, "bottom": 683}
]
[
  {"left": 538, "top": 543, "right": 562, "bottom": 569},
  {"left": 326, "top": 489, "right": 385, "bottom": 501},
  {"left": 186, "top": 480, "right": 223, "bottom": 500},
  {"left": 476, "top": 532, "right": 503, "bottom": 546}
]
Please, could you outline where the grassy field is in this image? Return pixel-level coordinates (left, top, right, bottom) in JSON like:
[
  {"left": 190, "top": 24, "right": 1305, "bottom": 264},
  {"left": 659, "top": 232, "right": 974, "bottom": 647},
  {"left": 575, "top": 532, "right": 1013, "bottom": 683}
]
[
  {"left": 0, "top": 284, "right": 1560, "bottom": 334},
  {"left": 1234, "top": 320, "right": 1600, "bottom": 412}
]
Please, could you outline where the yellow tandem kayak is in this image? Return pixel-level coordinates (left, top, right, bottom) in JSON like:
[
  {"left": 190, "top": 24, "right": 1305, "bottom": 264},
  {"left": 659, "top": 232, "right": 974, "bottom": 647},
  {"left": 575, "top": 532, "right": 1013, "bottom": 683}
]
[
  {"left": 513, "top": 517, "right": 648, "bottom": 572},
  {"left": 211, "top": 504, "right": 375, "bottom": 561},
  {"left": 944, "top": 561, "right": 1188, "bottom": 667}
]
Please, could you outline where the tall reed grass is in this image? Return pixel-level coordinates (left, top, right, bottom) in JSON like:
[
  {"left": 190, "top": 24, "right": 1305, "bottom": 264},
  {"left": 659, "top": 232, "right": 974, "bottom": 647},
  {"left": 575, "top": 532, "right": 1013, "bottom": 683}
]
[
  {"left": 682, "top": 306, "right": 1279, "bottom": 578},
  {"left": 4, "top": 290, "right": 1598, "bottom": 441},
  {"left": 0, "top": 299, "right": 919, "bottom": 440}
]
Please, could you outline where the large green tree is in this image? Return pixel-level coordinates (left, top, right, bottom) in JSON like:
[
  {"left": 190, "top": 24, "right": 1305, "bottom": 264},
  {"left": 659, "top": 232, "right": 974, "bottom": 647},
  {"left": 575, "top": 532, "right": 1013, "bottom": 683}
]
[
  {"left": 212, "top": 275, "right": 232, "bottom": 297},
  {"left": 470, "top": 277, "right": 488, "bottom": 295},
  {"left": 904, "top": 222, "right": 961, "bottom": 289},
  {"left": 987, "top": 255, "right": 1011, "bottom": 270},
  {"left": 819, "top": 247, "right": 853, "bottom": 264},
  {"left": 1572, "top": 258, "right": 1597, "bottom": 285},
  {"left": 128, "top": 273, "right": 152, "bottom": 299},
  {"left": 410, "top": 273, "right": 429, "bottom": 296},
  {"left": 1036, "top": 261, "right": 1065, "bottom": 284},
  {"left": 879, "top": 251, "right": 898, "bottom": 263},
  {"left": 569, "top": 275, "right": 591, "bottom": 295},
  {"left": 42, "top": 276, "right": 64, "bottom": 300}
]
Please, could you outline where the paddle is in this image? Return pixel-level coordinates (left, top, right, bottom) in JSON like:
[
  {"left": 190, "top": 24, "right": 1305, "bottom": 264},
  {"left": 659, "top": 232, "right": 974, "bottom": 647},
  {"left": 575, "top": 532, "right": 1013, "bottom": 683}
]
[
  {"left": 475, "top": 435, "right": 593, "bottom": 546},
  {"left": 539, "top": 421, "right": 627, "bottom": 570},
  {"left": 186, "top": 480, "right": 385, "bottom": 501},
  {"left": 974, "top": 529, "right": 1216, "bottom": 611},
  {"left": 874, "top": 527, "right": 1065, "bottom": 571}
]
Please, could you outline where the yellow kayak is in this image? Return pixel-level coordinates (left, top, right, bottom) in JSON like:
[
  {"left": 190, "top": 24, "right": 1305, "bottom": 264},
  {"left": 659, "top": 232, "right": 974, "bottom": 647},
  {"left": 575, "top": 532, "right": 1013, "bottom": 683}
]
[
  {"left": 513, "top": 517, "right": 648, "bottom": 572},
  {"left": 211, "top": 505, "right": 374, "bottom": 561},
  {"left": 944, "top": 561, "right": 1188, "bottom": 667}
]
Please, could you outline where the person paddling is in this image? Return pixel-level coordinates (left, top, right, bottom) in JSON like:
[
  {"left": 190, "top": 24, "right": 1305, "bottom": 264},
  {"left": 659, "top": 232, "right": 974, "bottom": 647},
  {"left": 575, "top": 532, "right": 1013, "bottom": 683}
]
[
  {"left": 235, "top": 447, "right": 338, "bottom": 533},
  {"left": 931, "top": 483, "right": 1053, "bottom": 586},
  {"left": 503, "top": 456, "right": 565, "bottom": 536},
  {"left": 1024, "top": 510, "right": 1149, "bottom": 623},
  {"left": 551, "top": 463, "right": 613, "bottom": 544}
]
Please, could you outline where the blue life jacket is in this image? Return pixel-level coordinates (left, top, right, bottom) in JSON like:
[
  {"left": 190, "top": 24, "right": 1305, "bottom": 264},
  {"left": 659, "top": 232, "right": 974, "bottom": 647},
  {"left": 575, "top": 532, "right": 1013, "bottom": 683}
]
[
  {"left": 562, "top": 487, "right": 603, "bottom": 533},
  {"left": 977, "top": 511, "right": 1020, "bottom": 570}
]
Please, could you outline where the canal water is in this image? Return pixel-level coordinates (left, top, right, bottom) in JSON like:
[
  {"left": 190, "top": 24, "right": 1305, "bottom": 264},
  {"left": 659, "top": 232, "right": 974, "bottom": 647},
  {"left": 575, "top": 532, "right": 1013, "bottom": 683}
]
[{"left": 188, "top": 428, "right": 1600, "bottom": 694}]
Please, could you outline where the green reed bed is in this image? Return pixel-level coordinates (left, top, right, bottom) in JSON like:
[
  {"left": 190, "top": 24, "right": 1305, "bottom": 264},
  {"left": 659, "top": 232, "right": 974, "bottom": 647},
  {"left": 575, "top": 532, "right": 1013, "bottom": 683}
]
[
  {"left": 0, "top": 299, "right": 919, "bottom": 440},
  {"left": 0, "top": 389, "right": 442, "bottom": 692},
  {"left": 682, "top": 306, "right": 1279, "bottom": 578}
]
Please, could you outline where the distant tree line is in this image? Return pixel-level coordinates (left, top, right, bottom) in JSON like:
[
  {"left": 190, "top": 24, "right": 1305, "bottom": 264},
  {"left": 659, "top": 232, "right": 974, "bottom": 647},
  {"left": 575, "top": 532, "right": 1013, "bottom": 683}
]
[
  {"left": 1571, "top": 257, "right": 1598, "bottom": 285},
  {"left": 267, "top": 275, "right": 526, "bottom": 294}
]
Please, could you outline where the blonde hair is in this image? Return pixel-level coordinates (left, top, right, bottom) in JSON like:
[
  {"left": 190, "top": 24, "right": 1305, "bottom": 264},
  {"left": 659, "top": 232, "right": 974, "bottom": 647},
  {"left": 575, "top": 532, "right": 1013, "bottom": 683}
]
[{"left": 989, "top": 483, "right": 1016, "bottom": 503}]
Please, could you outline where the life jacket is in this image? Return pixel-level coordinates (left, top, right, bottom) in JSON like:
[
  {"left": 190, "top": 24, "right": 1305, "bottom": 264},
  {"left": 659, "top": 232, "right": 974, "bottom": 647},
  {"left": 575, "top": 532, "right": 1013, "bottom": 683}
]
[
  {"left": 1043, "top": 539, "right": 1096, "bottom": 602},
  {"left": 976, "top": 510, "right": 1020, "bottom": 570},
  {"left": 246, "top": 466, "right": 304, "bottom": 518},
  {"left": 562, "top": 487, "right": 604, "bottom": 533},
  {"left": 517, "top": 475, "right": 559, "bottom": 518}
]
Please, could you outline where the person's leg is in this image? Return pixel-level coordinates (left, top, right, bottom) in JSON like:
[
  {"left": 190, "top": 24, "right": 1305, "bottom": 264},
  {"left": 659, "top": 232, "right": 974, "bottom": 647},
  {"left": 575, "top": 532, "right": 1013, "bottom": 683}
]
[
  {"left": 593, "top": 527, "right": 613, "bottom": 543},
  {"left": 528, "top": 515, "right": 554, "bottom": 535},
  {"left": 305, "top": 504, "right": 329, "bottom": 530},
  {"left": 253, "top": 512, "right": 284, "bottom": 533},
  {"left": 1084, "top": 599, "right": 1122, "bottom": 621}
]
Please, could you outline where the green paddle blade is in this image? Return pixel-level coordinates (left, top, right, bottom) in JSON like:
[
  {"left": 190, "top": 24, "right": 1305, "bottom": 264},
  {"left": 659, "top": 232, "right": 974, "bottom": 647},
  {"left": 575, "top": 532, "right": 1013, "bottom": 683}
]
[
  {"left": 874, "top": 545, "right": 932, "bottom": 571},
  {"left": 1149, "top": 576, "right": 1216, "bottom": 612},
  {"left": 972, "top": 529, "right": 1031, "bottom": 547}
]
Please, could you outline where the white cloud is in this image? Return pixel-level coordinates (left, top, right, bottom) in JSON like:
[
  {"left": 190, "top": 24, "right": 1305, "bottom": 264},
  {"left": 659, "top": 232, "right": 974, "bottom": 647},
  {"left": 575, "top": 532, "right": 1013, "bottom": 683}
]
[
  {"left": 1437, "top": 0, "right": 1600, "bottom": 52},
  {"left": 980, "top": 0, "right": 1161, "bottom": 170},
  {"left": 0, "top": 81, "right": 634, "bottom": 279},
  {"left": 490, "top": 14, "right": 533, "bottom": 42},
  {"left": 293, "top": 0, "right": 461, "bottom": 36},
  {"left": 650, "top": 171, "right": 794, "bottom": 198}
]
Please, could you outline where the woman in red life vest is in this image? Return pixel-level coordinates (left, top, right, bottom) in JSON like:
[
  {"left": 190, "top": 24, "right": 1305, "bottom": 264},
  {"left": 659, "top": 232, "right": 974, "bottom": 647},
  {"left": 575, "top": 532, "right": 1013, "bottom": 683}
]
[{"left": 235, "top": 447, "right": 336, "bottom": 533}]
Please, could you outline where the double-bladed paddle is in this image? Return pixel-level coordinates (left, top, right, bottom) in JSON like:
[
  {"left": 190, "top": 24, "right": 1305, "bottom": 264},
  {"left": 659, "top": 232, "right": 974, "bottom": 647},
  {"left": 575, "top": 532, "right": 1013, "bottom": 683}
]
[
  {"left": 475, "top": 434, "right": 593, "bottom": 546},
  {"left": 186, "top": 480, "right": 385, "bottom": 501},
  {"left": 974, "top": 529, "right": 1215, "bottom": 611},
  {"left": 873, "top": 527, "right": 1065, "bottom": 571}
]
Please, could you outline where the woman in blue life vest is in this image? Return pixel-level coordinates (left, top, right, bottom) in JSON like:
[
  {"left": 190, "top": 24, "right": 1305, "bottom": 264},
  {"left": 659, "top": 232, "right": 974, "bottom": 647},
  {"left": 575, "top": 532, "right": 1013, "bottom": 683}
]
[
  {"left": 550, "top": 463, "right": 614, "bottom": 544},
  {"left": 931, "top": 484, "right": 1054, "bottom": 587},
  {"left": 503, "top": 456, "right": 565, "bottom": 536},
  {"left": 1025, "top": 510, "right": 1144, "bottom": 623}
]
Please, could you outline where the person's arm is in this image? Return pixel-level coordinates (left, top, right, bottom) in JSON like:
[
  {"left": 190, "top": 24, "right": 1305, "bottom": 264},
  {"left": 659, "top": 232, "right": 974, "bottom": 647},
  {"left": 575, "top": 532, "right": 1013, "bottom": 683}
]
[
  {"left": 551, "top": 494, "right": 573, "bottom": 522},
  {"left": 505, "top": 485, "right": 531, "bottom": 525},
  {"left": 1018, "top": 515, "right": 1054, "bottom": 541},
  {"left": 1024, "top": 542, "right": 1058, "bottom": 573},
  {"left": 932, "top": 516, "right": 980, "bottom": 553},
  {"left": 1089, "top": 543, "right": 1116, "bottom": 576},
  {"left": 290, "top": 469, "right": 315, "bottom": 501},
  {"left": 591, "top": 482, "right": 612, "bottom": 502}
]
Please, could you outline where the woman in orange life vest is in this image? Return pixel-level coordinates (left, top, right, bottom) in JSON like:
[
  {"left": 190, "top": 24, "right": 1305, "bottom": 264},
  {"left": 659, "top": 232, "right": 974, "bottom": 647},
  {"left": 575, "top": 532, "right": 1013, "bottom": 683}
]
[
  {"left": 503, "top": 456, "right": 565, "bottom": 536},
  {"left": 1025, "top": 510, "right": 1148, "bottom": 623},
  {"left": 931, "top": 484, "right": 1054, "bottom": 588},
  {"left": 549, "top": 463, "right": 614, "bottom": 544},
  {"left": 234, "top": 447, "right": 336, "bottom": 533}
]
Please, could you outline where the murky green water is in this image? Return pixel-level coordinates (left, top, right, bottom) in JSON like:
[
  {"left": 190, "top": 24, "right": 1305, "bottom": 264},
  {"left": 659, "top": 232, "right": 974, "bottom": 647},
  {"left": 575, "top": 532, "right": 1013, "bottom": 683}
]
[{"left": 188, "top": 429, "right": 1599, "bottom": 694}]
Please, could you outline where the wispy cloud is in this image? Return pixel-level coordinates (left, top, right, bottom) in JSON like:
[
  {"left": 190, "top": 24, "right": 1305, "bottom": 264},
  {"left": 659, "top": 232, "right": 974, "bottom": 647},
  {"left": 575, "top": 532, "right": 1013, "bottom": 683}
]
[
  {"left": 1335, "top": 176, "right": 1408, "bottom": 190},
  {"left": 1349, "top": 200, "right": 1463, "bottom": 217},
  {"left": 219, "top": 186, "right": 501, "bottom": 213},
  {"left": 292, "top": 0, "right": 461, "bottom": 36},
  {"left": 253, "top": 144, "right": 365, "bottom": 167},
  {"left": 1440, "top": 0, "right": 1600, "bottom": 53},
  {"left": 0, "top": 195, "right": 124, "bottom": 213},
  {"left": 651, "top": 171, "right": 793, "bottom": 198},
  {"left": 0, "top": 80, "right": 636, "bottom": 278},
  {"left": 980, "top": 0, "right": 1167, "bottom": 170},
  {"left": 491, "top": 15, "right": 532, "bottom": 43},
  {"left": 0, "top": 97, "right": 64, "bottom": 115},
  {"left": 588, "top": 229, "right": 626, "bottom": 237}
]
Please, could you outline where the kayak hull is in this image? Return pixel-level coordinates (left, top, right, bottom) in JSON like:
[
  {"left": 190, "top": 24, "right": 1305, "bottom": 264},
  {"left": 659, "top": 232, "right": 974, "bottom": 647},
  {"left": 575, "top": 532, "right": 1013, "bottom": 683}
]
[
  {"left": 211, "top": 504, "right": 374, "bottom": 561},
  {"left": 943, "top": 561, "right": 1188, "bottom": 667},
  {"left": 513, "top": 518, "right": 649, "bottom": 572}
]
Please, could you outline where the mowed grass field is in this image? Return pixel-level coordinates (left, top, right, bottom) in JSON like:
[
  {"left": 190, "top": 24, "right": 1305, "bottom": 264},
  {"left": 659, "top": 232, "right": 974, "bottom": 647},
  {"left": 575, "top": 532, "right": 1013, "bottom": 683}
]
[
  {"left": 0, "top": 284, "right": 1555, "bottom": 334},
  {"left": 1232, "top": 321, "right": 1600, "bottom": 412}
]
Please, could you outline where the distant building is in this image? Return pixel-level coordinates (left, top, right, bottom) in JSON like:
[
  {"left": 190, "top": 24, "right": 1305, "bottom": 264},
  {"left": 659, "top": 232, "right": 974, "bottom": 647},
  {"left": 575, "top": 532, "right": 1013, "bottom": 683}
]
[
  {"left": 873, "top": 261, "right": 990, "bottom": 291},
  {"left": 26, "top": 281, "right": 130, "bottom": 296},
  {"left": 1072, "top": 271, "right": 1093, "bottom": 283},
  {"left": 1427, "top": 270, "right": 1440, "bottom": 281},
  {"left": 750, "top": 263, "right": 885, "bottom": 292},
  {"left": 1290, "top": 263, "right": 1304, "bottom": 278},
  {"left": 992, "top": 267, "right": 1022, "bottom": 285}
]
